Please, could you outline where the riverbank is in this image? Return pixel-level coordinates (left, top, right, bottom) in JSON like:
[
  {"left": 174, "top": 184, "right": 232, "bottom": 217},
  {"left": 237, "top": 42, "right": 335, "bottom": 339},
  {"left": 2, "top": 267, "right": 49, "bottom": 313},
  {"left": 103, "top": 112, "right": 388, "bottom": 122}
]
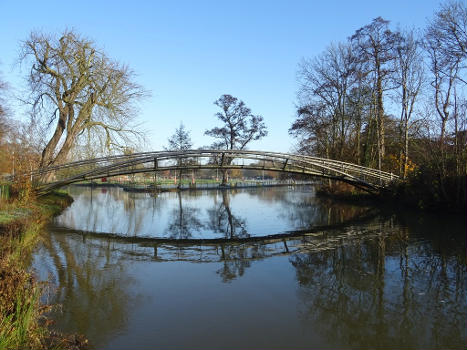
[
  {"left": 316, "top": 175, "right": 466, "bottom": 214},
  {"left": 0, "top": 191, "right": 88, "bottom": 349}
]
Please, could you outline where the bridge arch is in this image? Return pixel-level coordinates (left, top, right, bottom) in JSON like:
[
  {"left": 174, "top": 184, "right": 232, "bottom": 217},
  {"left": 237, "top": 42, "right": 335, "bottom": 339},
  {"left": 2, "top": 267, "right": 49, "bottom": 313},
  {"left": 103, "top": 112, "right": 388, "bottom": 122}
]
[{"left": 30, "top": 150, "right": 398, "bottom": 194}]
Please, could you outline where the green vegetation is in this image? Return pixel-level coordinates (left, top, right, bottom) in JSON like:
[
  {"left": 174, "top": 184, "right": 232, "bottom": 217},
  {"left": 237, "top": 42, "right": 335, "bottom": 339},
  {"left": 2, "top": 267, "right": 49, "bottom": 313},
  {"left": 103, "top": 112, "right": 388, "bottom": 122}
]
[{"left": 0, "top": 191, "right": 88, "bottom": 350}]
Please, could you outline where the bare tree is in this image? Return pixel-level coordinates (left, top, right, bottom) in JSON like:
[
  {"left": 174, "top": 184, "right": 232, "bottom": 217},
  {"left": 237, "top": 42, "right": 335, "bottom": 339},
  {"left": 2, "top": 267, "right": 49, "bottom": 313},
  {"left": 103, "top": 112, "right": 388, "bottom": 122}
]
[
  {"left": 205, "top": 94, "right": 267, "bottom": 184},
  {"left": 20, "top": 30, "right": 147, "bottom": 172},
  {"left": 0, "top": 77, "right": 8, "bottom": 145},
  {"left": 0, "top": 76, "right": 11, "bottom": 173},
  {"left": 296, "top": 42, "right": 358, "bottom": 161},
  {"left": 393, "top": 30, "right": 424, "bottom": 178},
  {"left": 351, "top": 17, "right": 400, "bottom": 170},
  {"left": 425, "top": 0, "right": 466, "bottom": 168},
  {"left": 346, "top": 83, "right": 374, "bottom": 166},
  {"left": 165, "top": 123, "right": 193, "bottom": 189},
  {"left": 425, "top": 0, "right": 467, "bottom": 82},
  {"left": 289, "top": 103, "right": 332, "bottom": 158}
]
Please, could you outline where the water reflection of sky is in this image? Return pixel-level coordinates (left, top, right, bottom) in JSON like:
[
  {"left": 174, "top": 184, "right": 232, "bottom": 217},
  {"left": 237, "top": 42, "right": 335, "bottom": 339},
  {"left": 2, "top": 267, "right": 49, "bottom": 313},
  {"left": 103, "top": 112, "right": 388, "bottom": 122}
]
[{"left": 54, "top": 186, "right": 370, "bottom": 239}]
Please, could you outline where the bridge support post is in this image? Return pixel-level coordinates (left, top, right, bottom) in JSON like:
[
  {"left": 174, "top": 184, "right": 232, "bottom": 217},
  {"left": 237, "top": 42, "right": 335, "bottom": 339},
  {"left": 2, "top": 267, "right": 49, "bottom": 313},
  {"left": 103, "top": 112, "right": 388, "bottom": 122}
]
[{"left": 154, "top": 158, "right": 158, "bottom": 188}]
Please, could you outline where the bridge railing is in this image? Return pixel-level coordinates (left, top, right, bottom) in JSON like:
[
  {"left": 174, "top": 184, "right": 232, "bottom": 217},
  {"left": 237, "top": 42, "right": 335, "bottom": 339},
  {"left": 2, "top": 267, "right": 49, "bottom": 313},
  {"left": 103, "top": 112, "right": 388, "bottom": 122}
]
[{"left": 7, "top": 150, "right": 398, "bottom": 193}]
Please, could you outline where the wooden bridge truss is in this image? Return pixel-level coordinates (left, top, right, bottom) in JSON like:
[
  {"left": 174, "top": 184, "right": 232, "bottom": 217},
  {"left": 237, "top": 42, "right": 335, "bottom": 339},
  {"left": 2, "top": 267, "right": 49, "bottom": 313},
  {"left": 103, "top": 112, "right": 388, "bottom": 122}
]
[{"left": 26, "top": 150, "right": 398, "bottom": 194}]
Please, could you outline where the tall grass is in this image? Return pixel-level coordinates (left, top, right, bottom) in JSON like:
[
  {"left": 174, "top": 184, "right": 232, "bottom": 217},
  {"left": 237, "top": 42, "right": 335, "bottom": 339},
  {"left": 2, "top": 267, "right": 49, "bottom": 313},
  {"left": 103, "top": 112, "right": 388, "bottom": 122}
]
[
  {"left": 0, "top": 284, "right": 43, "bottom": 349},
  {"left": 0, "top": 190, "right": 86, "bottom": 350},
  {"left": 0, "top": 217, "right": 46, "bottom": 350}
]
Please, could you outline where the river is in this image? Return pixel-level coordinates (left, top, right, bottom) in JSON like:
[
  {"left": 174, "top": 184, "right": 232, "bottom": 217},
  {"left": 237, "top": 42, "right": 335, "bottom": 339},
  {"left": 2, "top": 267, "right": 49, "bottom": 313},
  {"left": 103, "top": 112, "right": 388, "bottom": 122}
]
[{"left": 31, "top": 186, "right": 466, "bottom": 349}]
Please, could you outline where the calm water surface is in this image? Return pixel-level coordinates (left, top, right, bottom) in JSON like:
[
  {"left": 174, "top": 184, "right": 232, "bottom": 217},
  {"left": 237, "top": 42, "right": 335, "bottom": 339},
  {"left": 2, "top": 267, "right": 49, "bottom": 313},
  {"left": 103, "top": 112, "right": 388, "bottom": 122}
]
[{"left": 32, "top": 186, "right": 467, "bottom": 349}]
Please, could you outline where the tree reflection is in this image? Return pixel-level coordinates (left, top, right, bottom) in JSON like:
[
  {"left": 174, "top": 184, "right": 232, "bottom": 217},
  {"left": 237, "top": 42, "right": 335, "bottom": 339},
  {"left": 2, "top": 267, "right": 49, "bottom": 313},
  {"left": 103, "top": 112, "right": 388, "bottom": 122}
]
[
  {"left": 289, "top": 219, "right": 467, "bottom": 349},
  {"left": 204, "top": 190, "right": 250, "bottom": 281},
  {"left": 37, "top": 200, "right": 467, "bottom": 349},
  {"left": 280, "top": 194, "right": 373, "bottom": 228},
  {"left": 215, "top": 243, "right": 274, "bottom": 283},
  {"left": 57, "top": 186, "right": 166, "bottom": 236},
  {"left": 166, "top": 192, "right": 203, "bottom": 239},
  {"left": 206, "top": 190, "right": 249, "bottom": 239},
  {"left": 40, "top": 231, "right": 140, "bottom": 347}
]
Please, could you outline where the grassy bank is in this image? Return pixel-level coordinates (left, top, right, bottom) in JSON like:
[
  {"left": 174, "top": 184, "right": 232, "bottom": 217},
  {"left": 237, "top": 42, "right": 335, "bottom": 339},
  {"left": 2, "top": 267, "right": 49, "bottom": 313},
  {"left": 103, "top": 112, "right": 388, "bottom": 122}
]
[{"left": 0, "top": 191, "right": 88, "bottom": 350}]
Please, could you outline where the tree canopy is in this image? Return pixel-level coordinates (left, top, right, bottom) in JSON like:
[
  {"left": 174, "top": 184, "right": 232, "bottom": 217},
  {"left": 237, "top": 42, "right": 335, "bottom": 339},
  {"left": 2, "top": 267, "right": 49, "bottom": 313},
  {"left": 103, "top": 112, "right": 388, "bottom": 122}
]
[
  {"left": 205, "top": 94, "right": 267, "bottom": 150},
  {"left": 20, "top": 29, "right": 147, "bottom": 168},
  {"left": 165, "top": 123, "right": 193, "bottom": 151}
]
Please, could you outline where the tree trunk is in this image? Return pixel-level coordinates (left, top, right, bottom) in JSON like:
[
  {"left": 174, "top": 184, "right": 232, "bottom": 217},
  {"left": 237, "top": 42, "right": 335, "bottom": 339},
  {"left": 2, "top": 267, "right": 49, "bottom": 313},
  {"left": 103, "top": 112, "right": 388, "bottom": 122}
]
[
  {"left": 222, "top": 191, "right": 234, "bottom": 238},
  {"left": 356, "top": 114, "right": 362, "bottom": 165},
  {"left": 221, "top": 169, "right": 229, "bottom": 186},
  {"left": 376, "top": 74, "right": 385, "bottom": 168},
  {"left": 177, "top": 169, "right": 182, "bottom": 189},
  {"left": 39, "top": 111, "right": 67, "bottom": 168},
  {"left": 403, "top": 120, "right": 409, "bottom": 179}
]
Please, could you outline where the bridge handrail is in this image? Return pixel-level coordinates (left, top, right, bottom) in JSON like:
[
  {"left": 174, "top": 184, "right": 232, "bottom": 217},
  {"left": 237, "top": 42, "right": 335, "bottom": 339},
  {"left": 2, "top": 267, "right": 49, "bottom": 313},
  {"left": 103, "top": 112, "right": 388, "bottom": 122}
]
[
  {"left": 40, "top": 150, "right": 394, "bottom": 185},
  {"left": 22, "top": 149, "right": 398, "bottom": 180},
  {"left": 5, "top": 149, "right": 400, "bottom": 194}
]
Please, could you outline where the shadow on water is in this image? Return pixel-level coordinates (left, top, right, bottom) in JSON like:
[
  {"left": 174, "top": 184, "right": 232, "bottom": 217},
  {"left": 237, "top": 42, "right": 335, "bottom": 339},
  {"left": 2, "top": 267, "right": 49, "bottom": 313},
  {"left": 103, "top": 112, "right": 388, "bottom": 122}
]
[{"left": 32, "top": 186, "right": 466, "bottom": 349}]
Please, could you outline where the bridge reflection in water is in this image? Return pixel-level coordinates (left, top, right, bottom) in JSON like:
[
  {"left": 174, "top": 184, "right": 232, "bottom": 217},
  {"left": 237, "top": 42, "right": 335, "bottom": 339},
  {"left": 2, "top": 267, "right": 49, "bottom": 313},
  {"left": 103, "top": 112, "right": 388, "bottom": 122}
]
[
  {"left": 33, "top": 186, "right": 466, "bottom": 349},
  {"left": 52, "top": 186, "right": 373, "bottom": 240}
]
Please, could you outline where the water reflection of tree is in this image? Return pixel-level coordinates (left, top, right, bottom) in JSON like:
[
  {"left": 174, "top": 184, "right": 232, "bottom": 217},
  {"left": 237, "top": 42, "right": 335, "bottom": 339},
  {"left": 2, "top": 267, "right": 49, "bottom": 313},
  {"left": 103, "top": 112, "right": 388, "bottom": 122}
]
[
  {"left": 215, "top": 244, "right": 271, "bottom": 283},
  {"left": 204, "top": 191, "right": 251, "bottom": 281},
  {"left": 289, "top": 222, "right": 467, "bottom": 349},
  {"left": 41, "top": 231, "right": 140, "bottom": 347},
  {"left": 235, "top": 186, "right": 372, "bottom": 229},
  {"left": 166, "top": 192, "right": 203, "bottom": 239},
  {"left": 58, "top": 186, "right": 166, "bottom": 236},
  {"left": 281, "top": 194, "right": 372, "bottom": 228},
  {"left": 206, "top": 190, "right": 248, "bottom": 239}
]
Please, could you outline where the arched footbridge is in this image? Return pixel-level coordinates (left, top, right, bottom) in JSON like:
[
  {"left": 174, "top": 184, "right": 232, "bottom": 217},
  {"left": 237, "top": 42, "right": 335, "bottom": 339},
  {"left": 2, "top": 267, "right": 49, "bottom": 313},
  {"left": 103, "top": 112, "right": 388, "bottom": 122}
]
[{"left": 27, "top": 150, "right": 399, "bottom": 194}]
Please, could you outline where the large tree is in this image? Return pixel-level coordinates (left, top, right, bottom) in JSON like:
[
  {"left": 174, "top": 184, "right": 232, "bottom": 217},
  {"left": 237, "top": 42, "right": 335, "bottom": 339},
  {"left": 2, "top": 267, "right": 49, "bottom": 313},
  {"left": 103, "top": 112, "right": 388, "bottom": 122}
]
[
  {"left": 421, "top": 0, "right": 467, "bottom": 196},
  {"left": 424, "top": 0, "right": 467, "bottom": 171},
  {"left": 393, "top": 30, "right": 424, "bottom": 178},
  {"left": 20, "top": 30, "right": 146, "bottom": 170},
  {"left": 205, "top": 94, "right": 267, "bottom": 184},
  {"left": 206, "top": 95, "right": 267, "bottom": 150},
  {"left": 425, "top": 0, "right": 466, "bottom": 79},
  {"left": 351, "top": 17, "right": 400, "bottom": 170},
  {"left": 295, "top": 42, "right": 358, "bottom": 161}
]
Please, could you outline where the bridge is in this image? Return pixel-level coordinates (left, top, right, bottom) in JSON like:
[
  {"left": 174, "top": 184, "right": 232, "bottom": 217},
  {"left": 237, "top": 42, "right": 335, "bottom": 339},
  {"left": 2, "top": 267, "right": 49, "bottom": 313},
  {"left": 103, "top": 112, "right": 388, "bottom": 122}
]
[{"left": 26, "top": 150, "right": 398, "bottom": 194}]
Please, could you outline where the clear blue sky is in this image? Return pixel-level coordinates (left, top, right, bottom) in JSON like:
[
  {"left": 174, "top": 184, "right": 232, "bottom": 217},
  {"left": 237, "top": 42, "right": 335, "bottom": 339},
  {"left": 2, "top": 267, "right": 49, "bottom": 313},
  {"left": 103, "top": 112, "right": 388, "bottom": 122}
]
[{"left": 0, "top": 0, "right": 442, "bottom": 152}]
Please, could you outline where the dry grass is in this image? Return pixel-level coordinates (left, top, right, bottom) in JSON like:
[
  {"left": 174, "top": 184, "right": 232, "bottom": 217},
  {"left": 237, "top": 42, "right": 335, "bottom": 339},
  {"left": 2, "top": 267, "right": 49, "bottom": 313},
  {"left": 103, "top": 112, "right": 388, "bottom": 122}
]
[{"left": 0, "top": 191, "right": 88, "bottom": 350}]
